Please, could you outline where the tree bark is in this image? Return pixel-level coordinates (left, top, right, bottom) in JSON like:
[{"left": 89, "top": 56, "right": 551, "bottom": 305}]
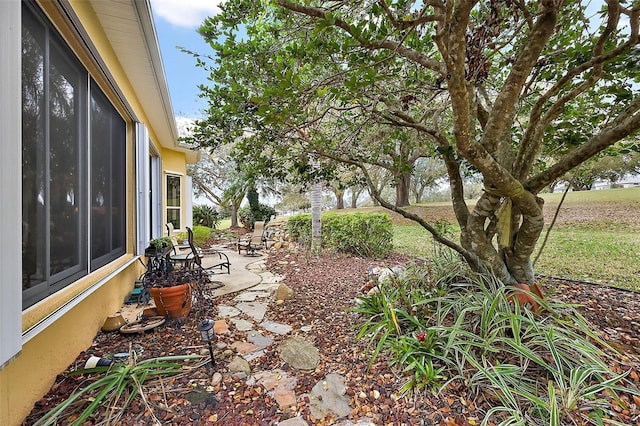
[
  {"left": 311, "top": 181, "right": 322, "bottom": 255},
  {"left": 394, "top": 170, "right": 411, "bottom": 207}
]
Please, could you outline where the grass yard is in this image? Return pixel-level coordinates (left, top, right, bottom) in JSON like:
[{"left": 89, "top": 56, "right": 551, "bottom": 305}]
[
  {"left": 394, "top": 187, "right": 640, "bottom": 291},
  {"left": 213, "top": 187, "right": 639, "bottom": 290}
]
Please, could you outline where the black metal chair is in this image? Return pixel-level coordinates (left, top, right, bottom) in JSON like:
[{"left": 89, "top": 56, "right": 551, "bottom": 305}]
[{"left": 170, "top": 227, "right": 230, "bottom": 288}]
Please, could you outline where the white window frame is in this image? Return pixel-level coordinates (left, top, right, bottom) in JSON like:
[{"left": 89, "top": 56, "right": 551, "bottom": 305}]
[
  {"left": 185, "top": 176, "right": 194, "bottom": 230},
  {"left": 0, "top": 0, "right": 23, "bottom": 368},
  {"left": 166, "top": 173, "right": 182, "bottom": 230},
  {"left": 135, "top": 123, "right": 150, "bottom": 255},
  {"left": 150, "top": 153, "right": 163, "bottom": 238}
]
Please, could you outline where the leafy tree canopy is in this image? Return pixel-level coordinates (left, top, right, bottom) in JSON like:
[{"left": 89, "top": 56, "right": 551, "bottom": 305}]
[{"left": 185, "top": 0, "right": 640, "bottom": 286}]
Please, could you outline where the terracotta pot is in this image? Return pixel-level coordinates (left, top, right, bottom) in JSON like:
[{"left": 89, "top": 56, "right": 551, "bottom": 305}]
[{"left": 149, "top": 283, "right": 193, "bottom": 320}]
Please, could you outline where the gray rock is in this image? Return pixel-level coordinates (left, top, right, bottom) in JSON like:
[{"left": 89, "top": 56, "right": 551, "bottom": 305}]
[
  {"left": 309, "top": 374, "right": 352, "bottom": 419},
  {"left": 227, "top": 355, "right": 251, "bottom": 374},
  {"left": 276, "top": 283, "right": 294, "bottom": 301},
  {"left": 234, "top": 291, "right": 272, "bottom": 302},
  {"left": 242, "top": 349, "right": 265, "bottom": 362},
  {"left": 278, "top": 336, "right": 320, "bottom": 371},
  {"left": 247, "top": 330, "right": 274, "bottom": 350}
]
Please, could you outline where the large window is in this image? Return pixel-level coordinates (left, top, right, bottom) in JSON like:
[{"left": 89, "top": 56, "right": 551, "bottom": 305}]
[
  {"left": 166, "top": 175, "right": 181, "bottom": 229},
  {"left": 90, "top": 82, "right": 126, "bottom": 270},
  {"left": 22, "top": 4, "right": 126, "bottom": 308}
]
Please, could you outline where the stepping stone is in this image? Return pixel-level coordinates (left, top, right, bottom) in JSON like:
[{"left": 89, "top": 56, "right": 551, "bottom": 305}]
[
  {"left": 242, "top": 349, "right": 265, "bottom": 362},
  {"left": 234, "top": 291, "right": 271, "bottom": 302},
  {"left": 236, "top": 301, "right": 267, "bottom": 322},
  {"left": 214, "top": 319, "right": 229, "bottom": 335},
  {"left": 218, "top": 305, "right": 241, "bottom": 318},
  {"left": 334, "top": 418, "right": 375, "bottom": 426},
  {"left": 251, "top": 283, "right": 280, "bottom": 292},
  {"left": 278, "top": 417, "right": 308, "bottom": 426},
  {"left": 231, "top": 341, "right": 259, "bottom": 354},
  {"left": 247, "top": 330, "right": 273, "bottom": 350},
  {"left": 258, "top": 271, "right": 282, "bottom": 283},
  {"left": 255, "top": 369, "right": 297, "bottom": 410},
  {"left": 260, "top": 320, "right": 292, "bottom": 335},
  {"left": 300, "top": 325, "right": 313, "bottom": 333},
  {"left": 278, "top": 336, "right": 320, "bottom": 371},
  {"left": 308, "top": 374, "right": 352, "bottom": 420},
  {"left": 231, "top": 318, "right": 253, "bottom": 331}
]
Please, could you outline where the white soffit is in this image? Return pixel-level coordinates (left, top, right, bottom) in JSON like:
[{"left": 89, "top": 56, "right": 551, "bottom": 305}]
[{"left": 89, "top": 0, "right": 199, "bottom": 163}]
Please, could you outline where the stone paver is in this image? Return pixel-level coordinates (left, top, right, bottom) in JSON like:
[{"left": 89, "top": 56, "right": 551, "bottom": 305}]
[
  {"left": 308, "top": 374, "right": 352, "bottom": 420},
  {"left": 231, "top": 341, "right": 259, "bottom": 354},
  {"left": 255, "top": 369, "right": 297, "bottom": 410},
  {"left": 242, "top": 349, "right": 265, "bottom": 362},
  {"left": 259, "top": 320, "right": 292, "bottom": 335},
  {"left": 231, "top": 318, "right": 254, "bottom": 331},
  {"left": 278, "top": 416, "right": 308, "bottom": 426},
  {"left": 234, "top": 291, "right": 271, "bottom": 302},
  {"left": 236, "top": 301, "right": 268, "bottom": 322},
  {"left": 214, "top": 319, "right": 229, "bottom": 335},
  {"left": 246, "top": 330, "right": 274, "bottom": 350},
  {"left": 217, "top": 305, "right": 241, "bottom": 318}
]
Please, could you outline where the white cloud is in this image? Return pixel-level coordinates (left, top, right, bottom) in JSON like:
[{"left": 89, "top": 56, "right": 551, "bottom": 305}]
[{"left": 151, "top": 0, "right": 222, "bottom": 28}]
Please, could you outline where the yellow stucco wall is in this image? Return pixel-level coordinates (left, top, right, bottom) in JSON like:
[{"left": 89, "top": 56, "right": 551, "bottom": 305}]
[
  {"left": 0, "top": 2, "right": 188, "bottom": 425},
  {"left": 0, "top": 261, "right": 141, "bottom": 426},
  {"left": 162, "top": 147, "right": 189, "bottom": 230}
]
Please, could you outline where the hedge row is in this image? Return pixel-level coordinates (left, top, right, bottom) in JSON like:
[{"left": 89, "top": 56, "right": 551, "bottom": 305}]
[{"left": 287, "top": 212, "right": 393, "bottom": 258}]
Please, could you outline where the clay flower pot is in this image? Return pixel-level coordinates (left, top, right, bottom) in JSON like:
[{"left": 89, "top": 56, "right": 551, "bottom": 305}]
[{"left": 149, "top": 283, "right": 193, "bottom": 320}]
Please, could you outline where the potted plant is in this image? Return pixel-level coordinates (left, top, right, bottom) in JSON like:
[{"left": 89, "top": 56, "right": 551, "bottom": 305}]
[
  {"left": 144, "top": 268, "right": 200, "bottom": 320},
  {"left": 145, "top": 237, "right": 173, "bottom": 256}
]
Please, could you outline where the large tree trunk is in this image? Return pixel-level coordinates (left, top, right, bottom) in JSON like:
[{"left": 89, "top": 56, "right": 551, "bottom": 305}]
[
  {"left": 334, "top": 188, "right": 345, "bottom": 209},
  {"left": 311, "top": 182, "right": 322, "bottom": 255},
  {"left": 230, "top": 204, "right": 239, "bottom": 228},
  {"left": 394, "top": 170, "right": 411, "bottom": 207}
]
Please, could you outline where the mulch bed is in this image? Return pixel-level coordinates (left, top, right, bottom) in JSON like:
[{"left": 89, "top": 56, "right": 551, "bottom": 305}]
[{"left": 24, "top": 249, "right": 640, "bottom": 425}]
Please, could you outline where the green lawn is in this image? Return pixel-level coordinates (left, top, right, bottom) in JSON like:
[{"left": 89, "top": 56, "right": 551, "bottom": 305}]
[
  {"left": 214, "top": 187, "right": 640, "bottom": 290},
  {"left": 394, "top": 187, "right": 640, "bottom": 290}
]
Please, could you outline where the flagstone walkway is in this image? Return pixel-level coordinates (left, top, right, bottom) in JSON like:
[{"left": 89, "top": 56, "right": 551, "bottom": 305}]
[{"left": 211, "top": 257, "right": 372, "bottom": 425}]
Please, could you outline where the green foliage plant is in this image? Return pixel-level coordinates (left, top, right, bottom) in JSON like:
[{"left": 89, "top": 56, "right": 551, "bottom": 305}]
[
  {"left": 354, "top": 255, "right": 640, "bottom": 424},
  {"left": 148, "top": 237, "right": 172, "bottom": 251},
  {"left": 193, "top": 204, "right": 220, "bottom": 229},
  {"left": 33, "top": 354, "right": 201, "bottom": 426},
  {"left": 238, "top": 204, "right": 276, "bottom": 229},
  {"left": 287, "top": 212, "right": 393, "bottom": 258},
  {"left": 176, "top": 225, "right": 212, "bottom": 247}
]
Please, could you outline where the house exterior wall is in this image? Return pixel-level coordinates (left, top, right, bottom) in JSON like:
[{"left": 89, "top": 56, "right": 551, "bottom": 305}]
[{"left": 0, "top": 1, "right": 193, "bottom": 424}]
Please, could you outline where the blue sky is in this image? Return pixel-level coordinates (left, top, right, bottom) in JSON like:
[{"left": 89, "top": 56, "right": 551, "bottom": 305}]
[{"left": 150, "top": 0, "right": 223, "bottom": 119}]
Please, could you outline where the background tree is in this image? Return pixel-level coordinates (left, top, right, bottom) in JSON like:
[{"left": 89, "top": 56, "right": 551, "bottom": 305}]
[
  {"left": 410, "top": 157, "right": 448, "bottom": 203},
  {"left": 189, "top": 0, "right": 640, "bottom": 287}
]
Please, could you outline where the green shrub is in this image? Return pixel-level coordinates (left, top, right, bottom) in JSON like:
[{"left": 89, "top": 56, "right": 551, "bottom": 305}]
[
  {"left": 176, "top": 225, "right": 211, "bottom": 246},
  {"left": 238, "top": 204, "right": 276, "bottom": 229},
  {"left": 193, "top": 205, "right": 220, "bottom": 228},
  {"left": 287, "top": 212, "right": 393, "bottom": 258}
]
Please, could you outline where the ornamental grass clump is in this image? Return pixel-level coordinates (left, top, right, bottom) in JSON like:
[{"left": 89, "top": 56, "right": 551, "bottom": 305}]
[
  {"left": 33, "top": 351, "right": 201, "bottom": 426},
  {"left": 353, "top": 256, "right": 640, "bottom": 425}
]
